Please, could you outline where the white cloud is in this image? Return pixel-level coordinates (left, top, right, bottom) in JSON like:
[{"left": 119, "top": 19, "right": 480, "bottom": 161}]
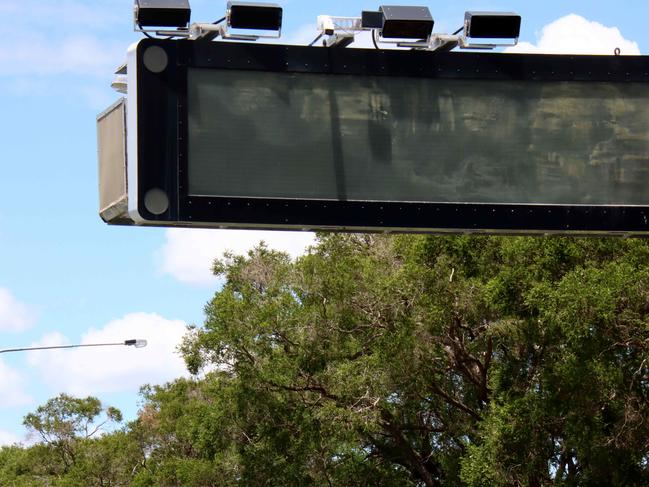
[
  {"left": 506, "top": 14, "right": 640, "bottom": 55},
  {"left": 1, "top": 1, "right": 123, "bottom": 29},
  {"left": 158, "top": 229, "right": 316, "bottom": 286},
  {"left": 0, "top": 1, "right": 126, "bottom": 102},
  {"left": 0, "top": 34, "right": 123, "bottom": 78},
  {"left": 0, "top": 429, "right": 22, "bottom": 446},
  {"left": 0, "top": 288, "right": 36, "bottom": 332},
  {"left": 0, "top": 359, "right": 32, "bottom": 408},
  {"left": 27, "top": 313, "right": 189, "bottom": 396},
  {"left": 0, "top": 4, "right": 18, "bottom": 14},
  {"left": 0, "top": 0, "right": 126, "bottom": 76}
]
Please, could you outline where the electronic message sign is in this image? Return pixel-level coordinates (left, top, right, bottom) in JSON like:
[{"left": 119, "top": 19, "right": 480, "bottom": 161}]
[{"left": 97, "top": 38, "right": 649, "bottom": 234}]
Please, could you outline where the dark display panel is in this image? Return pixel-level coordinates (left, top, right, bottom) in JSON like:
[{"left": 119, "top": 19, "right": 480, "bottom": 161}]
[{"left": 188, "top": 69, "right": 649, "bottom": 205}]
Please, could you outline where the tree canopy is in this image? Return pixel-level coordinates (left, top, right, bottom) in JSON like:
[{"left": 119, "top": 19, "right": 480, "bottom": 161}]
[{"left": 2, "top": 235, "right": 648, "bottom": 486}]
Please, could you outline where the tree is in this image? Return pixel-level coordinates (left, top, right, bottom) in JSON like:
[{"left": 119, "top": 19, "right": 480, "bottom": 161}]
[
  {"left": 173, "top": 235, "right": 649, "bottom": 485},
  {"left": 0, "top": 394, "right": 141, "bottom": 486},
  {"left": 63, "top": 431, "right": 143, "bottom": 487},
  {"left": 23, "top": 393, "right": 122, "bottom": 472},
  {"left": 461, "top": 238, "right": 649, "bottom": 485},
  {"left": 5, "top": 235, "right": 649, "bottom": 485}
]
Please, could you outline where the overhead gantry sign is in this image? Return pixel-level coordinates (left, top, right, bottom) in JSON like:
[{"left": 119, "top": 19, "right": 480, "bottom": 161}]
[{"left": 98, "top": 4, "right": 649, "bottom": 235}]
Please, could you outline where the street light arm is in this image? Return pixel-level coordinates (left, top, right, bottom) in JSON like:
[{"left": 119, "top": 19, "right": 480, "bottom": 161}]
[{"left": 0, "top": 340, "right": 148, "bottom": 354}]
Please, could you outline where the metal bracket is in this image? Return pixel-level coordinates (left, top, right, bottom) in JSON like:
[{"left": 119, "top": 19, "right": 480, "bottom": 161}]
[
  {"left": 188, "top": 21, "right": 281, "bottom": 41},
  {"left": 324, "top": 34, "right": 355, "bottom": 48},
  {"left": 312, "top": 15, "right": 362, "bottom": 47},
  {"left": 134, "top": 23, "right": 190, "bottom": 38}
]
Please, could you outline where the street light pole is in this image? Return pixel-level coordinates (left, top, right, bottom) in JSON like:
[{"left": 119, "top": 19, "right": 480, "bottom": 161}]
[{"left": 0, "top": 339, "right": 148, "bottom": 354}]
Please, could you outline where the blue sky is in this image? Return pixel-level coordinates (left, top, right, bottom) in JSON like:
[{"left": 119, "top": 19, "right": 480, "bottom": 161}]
[{"left": 0, "top": 0, "right": 648, "bottom": 444}]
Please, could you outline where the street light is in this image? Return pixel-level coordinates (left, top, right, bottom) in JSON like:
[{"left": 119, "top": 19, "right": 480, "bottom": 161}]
[{"left": 0, "top": 339, "right": 148, "bottom": 355}]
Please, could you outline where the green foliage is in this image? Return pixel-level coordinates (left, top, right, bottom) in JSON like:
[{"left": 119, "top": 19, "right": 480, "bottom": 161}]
[
  {"left": 0, "top": 445, "right": 34, "bottom": 486},
  {"left": 3, "top": 394, "right": 135, "bottom": 486},
  {"left": 23, "top": 393, "right": 122, "bottom": 444},
  {"left": 5, "top": 235, "right": 649, "bottom": 485},
  {"left": 177, "top": 235, "right": 649, "bottom": 485},
  {"left": 460, "top": 239, "right": 649, "bottom": 486}
]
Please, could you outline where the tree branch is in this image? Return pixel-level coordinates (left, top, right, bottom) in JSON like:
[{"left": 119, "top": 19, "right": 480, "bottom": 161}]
[
  {"left": 429, "top": 383, "right": 482, "bottom": 421},
  {"left": 380, "top": 409, "right": 441, "bottom": 487}
]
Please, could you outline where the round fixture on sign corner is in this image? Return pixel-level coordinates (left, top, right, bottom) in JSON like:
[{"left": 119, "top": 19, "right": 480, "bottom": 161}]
[
  {"left": 143, "top": 46, "right": 169, "bottom": 73},
  {"left": 144, "top": 188, "right": 170, "bottom": 215}
]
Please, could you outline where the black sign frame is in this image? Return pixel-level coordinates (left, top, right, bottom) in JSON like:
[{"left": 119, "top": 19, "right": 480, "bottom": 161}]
[{"left": 133, "top": 38, "right": 649, "bottom": 235}]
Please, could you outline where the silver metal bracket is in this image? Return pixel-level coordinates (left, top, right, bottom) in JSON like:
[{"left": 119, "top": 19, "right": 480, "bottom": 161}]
[{"left": 188, "top": 21, "right": 281, "bottom": 41}]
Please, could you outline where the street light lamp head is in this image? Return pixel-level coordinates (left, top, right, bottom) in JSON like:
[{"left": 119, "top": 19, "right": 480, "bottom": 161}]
[{"left": 124, "top": 339, "right": 148, "bottom": 348}]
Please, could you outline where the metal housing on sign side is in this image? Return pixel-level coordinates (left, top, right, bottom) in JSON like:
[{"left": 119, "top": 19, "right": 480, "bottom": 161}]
[{"left": 97, "top": 98, "right": 131, "bottom": 224}]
